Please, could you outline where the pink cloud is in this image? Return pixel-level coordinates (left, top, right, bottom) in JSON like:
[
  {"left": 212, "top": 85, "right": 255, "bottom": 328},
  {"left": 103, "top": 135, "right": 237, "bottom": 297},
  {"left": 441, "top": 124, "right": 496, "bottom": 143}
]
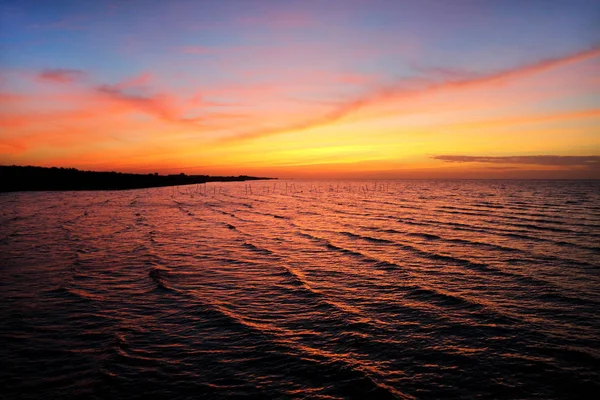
[
  {"left": 432, "top": 155, "right": 600, "bottom": 170},
  {"left": 3, "top": 44, "right": 598, "bottom": 162},
  {"left": 38, "top": 68, "right": 86, "bottom": 83},
  {"left": 216, "top": 45, "right": 600, "bottom": 142},
  {"left": 115, "top": 72, "right": 153, "bottom": 88}
]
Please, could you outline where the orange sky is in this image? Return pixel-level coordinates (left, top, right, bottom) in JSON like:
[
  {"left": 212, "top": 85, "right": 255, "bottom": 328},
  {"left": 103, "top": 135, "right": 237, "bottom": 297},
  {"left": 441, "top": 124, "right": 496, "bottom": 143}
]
[{"left": 1, "top": 1, "right": 599, "bottom": 178}]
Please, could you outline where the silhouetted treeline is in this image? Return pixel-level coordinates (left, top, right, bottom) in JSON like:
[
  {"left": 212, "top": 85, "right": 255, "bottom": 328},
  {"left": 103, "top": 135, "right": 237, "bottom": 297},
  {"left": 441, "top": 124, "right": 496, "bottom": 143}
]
[{"left": 0, "top": 165, "right": 274, "bottom": 192}]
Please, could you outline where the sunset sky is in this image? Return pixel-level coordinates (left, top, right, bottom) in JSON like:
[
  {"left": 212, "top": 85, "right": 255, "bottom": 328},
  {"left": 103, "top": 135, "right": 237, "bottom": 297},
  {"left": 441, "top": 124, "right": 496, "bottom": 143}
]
[{"left": 1, "top": 0, "right": 599, "bottom": 178}]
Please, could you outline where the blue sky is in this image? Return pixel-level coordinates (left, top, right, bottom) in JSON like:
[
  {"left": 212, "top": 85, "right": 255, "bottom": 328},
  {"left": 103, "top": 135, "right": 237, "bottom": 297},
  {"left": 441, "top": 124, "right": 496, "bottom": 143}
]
[{"left": 1, "top": 0, "right": 599, "bottom": 177}]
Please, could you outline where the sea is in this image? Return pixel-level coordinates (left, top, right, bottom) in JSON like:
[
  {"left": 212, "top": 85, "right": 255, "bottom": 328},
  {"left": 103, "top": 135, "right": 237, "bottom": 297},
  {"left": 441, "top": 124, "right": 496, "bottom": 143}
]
[{"left": 1, "top": 180, "right": 599, "bottom": 399}]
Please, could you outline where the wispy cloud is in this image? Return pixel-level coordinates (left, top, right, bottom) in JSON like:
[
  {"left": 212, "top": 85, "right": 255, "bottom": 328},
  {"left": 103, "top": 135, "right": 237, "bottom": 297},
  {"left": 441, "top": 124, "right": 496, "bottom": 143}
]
[
  {"left": 38, "top": 68, "right": 86, "bottom": 83},
  {"left": 443, "top": 108, "right": 600, "bottom": 130},
  {"left": 3, "top": 44, "right": 598, "bottom": 167},
  {"left": 218, "top": 45, "right": 600, "bottom": 142},
  {"left": 432, "top": 155, "right": 600, "bottom": 168},
  {"left": 95, "top": 84, "right": 176, "bottom": 121},
  {"left": 433, "top": 45, "right": 600, "bottom": 89}
]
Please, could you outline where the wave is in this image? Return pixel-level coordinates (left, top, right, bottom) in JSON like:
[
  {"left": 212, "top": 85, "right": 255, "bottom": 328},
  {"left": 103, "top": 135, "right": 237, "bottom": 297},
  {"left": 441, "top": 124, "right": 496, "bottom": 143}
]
[
  {"left": 182, "top": 285, "right": 408, "bottom": 399},
  {"left": 338, "top": 230, "right": 395, "bottom": 244},
  {"left": 276, "top": 265, "right": 308, "bottom": 288},
  {"left": 3, "top": 179, "right": 599, "bottom": 399},
  {"left": 237, "top": 209, "right": 291, "bottom": 221},
  {"left": 243, "top": 242, "right": 273, "bottom": 255},
  {"left": 320, "top": 229, "right": 493, "bottom": 273},
  {"left": 326, "top": 242, "right": 365, "bottom": 257},
  {"left": 373, "top": 227, "right": 525, "bottom": 254},
  {"left": 404, "top": 286, "right": 484, "bottom": 311},
  {"left": 459, "top": 204, "right": 600, "bottom": 232},
  {"left": 295, "top": 230, "right": 408, "bottom": 274},
  {"left": 535, "top": 291, "right": 599, "bottom": 308},
  {"left": 298, "top": 227, "right": 510, "bottom": 276},
  {"left": 406, "top": 232, "right": 441, "bottom": 240},
  {"left": 45, "top": 284, "right": 103, "bottom": 303},
  {"left": 392, "top": 216, "right": 595, "bottom": 252},
  {"left": 148, "top": 266, "right": 176, "bottom": 292}
]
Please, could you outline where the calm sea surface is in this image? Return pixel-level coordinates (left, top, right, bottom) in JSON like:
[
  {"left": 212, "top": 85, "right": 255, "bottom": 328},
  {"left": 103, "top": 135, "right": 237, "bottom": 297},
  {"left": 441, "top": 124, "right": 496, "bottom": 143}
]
[{"left": 1, "top": 180, "right": 599, "bottom": 399}]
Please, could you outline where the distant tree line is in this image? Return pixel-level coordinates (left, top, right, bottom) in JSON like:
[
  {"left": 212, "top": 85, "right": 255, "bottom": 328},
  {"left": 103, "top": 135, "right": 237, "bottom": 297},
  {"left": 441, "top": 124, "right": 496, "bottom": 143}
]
[{"left": 0, "top": 165, "right": 274, "bottom": 192}]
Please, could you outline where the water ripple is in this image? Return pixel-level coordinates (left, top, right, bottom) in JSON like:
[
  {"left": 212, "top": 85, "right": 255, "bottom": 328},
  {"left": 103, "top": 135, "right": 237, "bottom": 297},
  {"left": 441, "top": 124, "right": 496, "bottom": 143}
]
[{"left": 1, "top": 180, "right": 599, "bottom": 399}]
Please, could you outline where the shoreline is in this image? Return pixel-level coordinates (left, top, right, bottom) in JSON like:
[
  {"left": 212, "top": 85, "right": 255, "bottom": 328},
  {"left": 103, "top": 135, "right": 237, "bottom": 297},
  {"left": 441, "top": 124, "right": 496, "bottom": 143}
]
[{"left": 0, "top": 165, "right": 275, "bottom": 193}]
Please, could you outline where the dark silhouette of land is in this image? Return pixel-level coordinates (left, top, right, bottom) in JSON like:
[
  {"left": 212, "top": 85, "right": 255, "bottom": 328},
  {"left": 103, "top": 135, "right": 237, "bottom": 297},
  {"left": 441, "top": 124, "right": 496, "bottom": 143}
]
[{"left": 0, "top": 165, "right": 274, "bottom": 192}]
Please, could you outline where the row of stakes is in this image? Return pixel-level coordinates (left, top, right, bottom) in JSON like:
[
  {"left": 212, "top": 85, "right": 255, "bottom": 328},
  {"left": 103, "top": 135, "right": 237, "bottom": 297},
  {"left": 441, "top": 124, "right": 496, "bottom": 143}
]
[{"left": 168, "top": 182, "right": 392, "bottom": 197}]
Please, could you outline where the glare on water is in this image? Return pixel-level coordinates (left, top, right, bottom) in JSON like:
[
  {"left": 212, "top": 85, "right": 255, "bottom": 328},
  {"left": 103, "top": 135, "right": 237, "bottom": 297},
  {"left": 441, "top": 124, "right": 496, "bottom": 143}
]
[{"left": 1, "top": 180, "right": 599, "bottom": 399}]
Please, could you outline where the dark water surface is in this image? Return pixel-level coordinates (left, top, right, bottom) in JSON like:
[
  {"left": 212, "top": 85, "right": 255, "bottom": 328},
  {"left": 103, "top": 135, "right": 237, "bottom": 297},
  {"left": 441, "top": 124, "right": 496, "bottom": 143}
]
[{"left": 1, "top": 180, "right": 599, "bottom": 399}]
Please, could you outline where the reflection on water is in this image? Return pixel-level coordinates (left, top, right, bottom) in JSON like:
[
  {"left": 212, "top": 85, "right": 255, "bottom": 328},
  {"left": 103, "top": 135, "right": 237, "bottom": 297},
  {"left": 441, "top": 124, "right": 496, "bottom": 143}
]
[{"left": 1, "top": 180, "right": 599, "bottom": 399}]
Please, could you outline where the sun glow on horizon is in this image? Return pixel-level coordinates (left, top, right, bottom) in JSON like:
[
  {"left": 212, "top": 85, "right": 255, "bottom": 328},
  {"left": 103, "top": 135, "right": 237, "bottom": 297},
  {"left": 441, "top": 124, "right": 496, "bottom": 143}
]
[{"left": 1, "top": 1, "right": 599, "bottom": 178}]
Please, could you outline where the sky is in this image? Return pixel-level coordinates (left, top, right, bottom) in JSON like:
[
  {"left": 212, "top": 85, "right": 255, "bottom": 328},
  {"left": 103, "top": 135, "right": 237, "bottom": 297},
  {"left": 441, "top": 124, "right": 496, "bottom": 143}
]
[{"left": 1, "top": 0, "right": 599, "bottom": 178}]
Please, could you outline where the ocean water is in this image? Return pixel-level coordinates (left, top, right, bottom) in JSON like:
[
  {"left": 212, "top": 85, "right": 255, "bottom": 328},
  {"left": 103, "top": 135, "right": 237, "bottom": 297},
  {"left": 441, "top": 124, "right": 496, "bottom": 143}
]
[{"left": 1, "top": 180, "right": 599, "bottom": 399}]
